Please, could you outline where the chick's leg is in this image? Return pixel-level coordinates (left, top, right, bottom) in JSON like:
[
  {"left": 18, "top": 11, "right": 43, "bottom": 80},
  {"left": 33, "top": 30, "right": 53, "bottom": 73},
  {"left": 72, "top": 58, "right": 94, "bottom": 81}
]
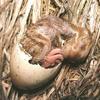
[{"left": 41, "top": 48, "right": 63, "bottom": 68}]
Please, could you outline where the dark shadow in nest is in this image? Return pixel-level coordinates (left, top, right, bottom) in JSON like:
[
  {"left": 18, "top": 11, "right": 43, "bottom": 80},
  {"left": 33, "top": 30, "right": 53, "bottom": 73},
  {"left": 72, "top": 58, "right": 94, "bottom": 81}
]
[
  {"left": 62, "top": 57, "right": 87, "bottom": 69},
  {"left": 60, "top": 95, "right": 95, "bottom": 100}
]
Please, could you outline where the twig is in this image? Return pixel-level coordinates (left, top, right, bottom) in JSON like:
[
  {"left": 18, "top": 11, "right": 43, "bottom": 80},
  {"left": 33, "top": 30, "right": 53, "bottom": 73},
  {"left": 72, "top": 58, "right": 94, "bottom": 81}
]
[
  {"left": 0, "top": 0, "right": 12, "bottom": 15},
  {"left": 19, "top": 0, "right": 34, "bottom": 38}
]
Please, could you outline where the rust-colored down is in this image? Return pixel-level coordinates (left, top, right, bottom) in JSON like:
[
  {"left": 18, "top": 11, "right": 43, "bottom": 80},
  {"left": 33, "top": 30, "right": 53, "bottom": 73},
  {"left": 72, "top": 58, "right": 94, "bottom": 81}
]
[{"left": 21, "top": 16, "right": 92, "bottom": 67}]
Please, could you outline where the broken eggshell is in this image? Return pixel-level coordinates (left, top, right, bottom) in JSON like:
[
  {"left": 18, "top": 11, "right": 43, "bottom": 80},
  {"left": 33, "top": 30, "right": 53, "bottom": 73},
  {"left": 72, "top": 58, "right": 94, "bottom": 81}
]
[{"left": 10, "top": 39, "right": 61, "bottom": 90}]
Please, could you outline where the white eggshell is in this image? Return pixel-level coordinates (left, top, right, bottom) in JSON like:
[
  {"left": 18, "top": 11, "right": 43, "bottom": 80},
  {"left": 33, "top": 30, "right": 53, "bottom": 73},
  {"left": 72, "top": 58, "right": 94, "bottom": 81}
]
[{"left": 10, "top": 43, "right": 61, "bottom": 90}]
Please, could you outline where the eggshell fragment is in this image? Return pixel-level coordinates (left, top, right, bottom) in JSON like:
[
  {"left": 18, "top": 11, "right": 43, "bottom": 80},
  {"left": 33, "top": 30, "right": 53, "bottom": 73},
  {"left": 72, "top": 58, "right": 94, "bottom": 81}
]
[{"left": 10, "top": 42, "right": 61, "bottom": 90}]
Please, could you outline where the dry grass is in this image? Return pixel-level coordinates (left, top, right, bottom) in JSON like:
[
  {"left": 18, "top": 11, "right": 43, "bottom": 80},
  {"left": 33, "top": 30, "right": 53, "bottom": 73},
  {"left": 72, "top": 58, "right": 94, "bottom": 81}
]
[{"left": 0, "top": 0, "right": 100, "bottom": 100}]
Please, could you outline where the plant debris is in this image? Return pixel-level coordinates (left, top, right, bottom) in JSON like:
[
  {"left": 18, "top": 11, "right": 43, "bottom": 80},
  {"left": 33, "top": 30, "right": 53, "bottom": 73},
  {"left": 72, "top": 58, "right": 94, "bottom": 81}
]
[{"left": 0, "top": 0, "right": 100, "bottom": 100}]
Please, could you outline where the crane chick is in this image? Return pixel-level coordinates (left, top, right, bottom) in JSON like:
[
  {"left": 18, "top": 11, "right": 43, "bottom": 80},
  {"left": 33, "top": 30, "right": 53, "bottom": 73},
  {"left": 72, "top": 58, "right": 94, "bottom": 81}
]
[{"left": 20, "top": 16, "right": 92, "bottom": 68}]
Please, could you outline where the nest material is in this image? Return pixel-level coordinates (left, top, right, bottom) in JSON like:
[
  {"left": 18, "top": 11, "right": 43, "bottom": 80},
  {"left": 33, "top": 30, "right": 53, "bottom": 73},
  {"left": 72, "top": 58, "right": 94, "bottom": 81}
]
[{"left": 0, "top": 0, "right": 100, "bottom": 100}]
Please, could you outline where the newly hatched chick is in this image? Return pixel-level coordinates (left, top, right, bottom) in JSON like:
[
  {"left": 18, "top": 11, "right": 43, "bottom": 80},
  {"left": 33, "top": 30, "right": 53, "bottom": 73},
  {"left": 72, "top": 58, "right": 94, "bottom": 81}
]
[{"left": 20, "top": 16, "right": 92, "bottom": 67}]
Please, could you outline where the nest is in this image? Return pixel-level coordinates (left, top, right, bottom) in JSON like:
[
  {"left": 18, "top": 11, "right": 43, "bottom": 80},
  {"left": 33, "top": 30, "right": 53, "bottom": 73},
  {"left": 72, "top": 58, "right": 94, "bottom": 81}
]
[{"left": 0, "top": 0, "right": 100, "bottom": 100}]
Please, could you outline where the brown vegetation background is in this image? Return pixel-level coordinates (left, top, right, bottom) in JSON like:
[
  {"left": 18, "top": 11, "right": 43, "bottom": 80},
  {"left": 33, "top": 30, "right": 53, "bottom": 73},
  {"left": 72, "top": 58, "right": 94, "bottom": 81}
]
[{"left": 0, "top": 0, "right": 100, "bottom": 99}]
